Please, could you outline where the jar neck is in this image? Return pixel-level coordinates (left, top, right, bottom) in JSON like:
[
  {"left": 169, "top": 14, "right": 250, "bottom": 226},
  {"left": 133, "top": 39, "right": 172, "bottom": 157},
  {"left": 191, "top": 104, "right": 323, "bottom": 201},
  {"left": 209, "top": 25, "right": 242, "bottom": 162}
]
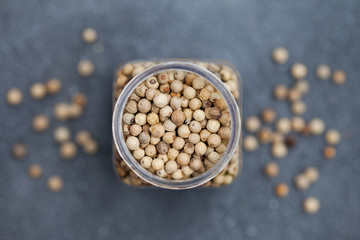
[{"left": 112, "top": 61, "right": 241, "bottom": 189}]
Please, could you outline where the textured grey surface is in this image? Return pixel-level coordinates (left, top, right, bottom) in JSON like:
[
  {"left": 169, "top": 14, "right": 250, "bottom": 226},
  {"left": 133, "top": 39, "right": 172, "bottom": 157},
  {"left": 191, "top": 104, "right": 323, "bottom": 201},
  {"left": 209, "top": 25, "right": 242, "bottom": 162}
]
[{"left": 1, "top": 0, "right": 360, "bottom": 239}]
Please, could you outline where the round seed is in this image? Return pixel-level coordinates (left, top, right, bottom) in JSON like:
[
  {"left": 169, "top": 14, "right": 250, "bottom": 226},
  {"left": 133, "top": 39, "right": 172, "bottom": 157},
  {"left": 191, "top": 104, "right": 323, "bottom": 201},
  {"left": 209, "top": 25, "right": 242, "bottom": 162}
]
[
  {"left": 243, "top": 135, "right": 258, "bottom": 152},
  {"left": 72, "top": 93, "right": 87, "bottom": 107},
  {"left": 46, "top": 78, "right": 62, "bottom": 95},
  {"left": 12, "top": 143, "right": 27, "bottom": 159},
  {"left": 272, "top": 47, "right": 289, "bottom": 64},
  {"left": 261, "top": 108, "right": 276, "bottom": 123},
  {"left": 206, "top": 119, "right": 221, "bottom": 133},
  {"left": 274, "top": 183, "right": 289, "bottom": 198},
  {"left": 75, "top": 130, "right": 91, "bottom": 145},
  {"left": 195, "top": 142, "right": 207, "bottom": 155},
  {"left": 138, "top": 99, "right": 152, "bottom": 113},
  {"left": 294, "top": 80, "right": 310, "bottom": 94},
  {"left": 126, "top": 136, "right": 140, "bottom": 151},
  {"left": 332, "top": 70, "right": 346, "bottom": 85},
  {"left": 271, "top": 142, "right": 288, "bottom": 158},
  {"left": 276, "top": 118, "right": 291, "bottom": 134},
  {"left": 294, "top": 174, "right": 310, "bottom": 190},
  {"left": 32, "top": 115, "right": 50, "bottom": 132},
  {"left": 308, "top": 118, "right": 325, "bottom": 135},
  {"left": 170, "top": 80, "right": 183, "bottom": 93},
  {"left": 316, "top": 64, "right": 331, "bottom": 80},
  {"left": 172, "top": 169, "right": 184, "bottom": 180},
  {"left": 165, "top": 160, "right": 178, "bottom": 174},
  {"left": 47, "top": 175, "right": 63, "bottom": 192},
  {"left": 59, "top": 142, "right": 77, "bottom": 159},
  {"left": 273, "top": 84, "right": 288, "bottom": 100},
  {"left": 153, "top": 93, "right": 169, "bottom": 108},
  {"left": 140, "top": 156, "right": 152, "bottom": 168},
  {"left": 82, "top": 28, "right": 97, "bottom": 44},
  {"left": 304, "top": 167, "right": 319, "bottom": 183},
  {"left": 77, "top": 60, "right": 94, "bottom": 77},
  {"left": 325, "top": 129, "right": 341, "bottom": 145},
  {"left": 207, "top": 134, "right": 222, "bottom": 148},
  {"left": 263, "top": 162, "right": 279, "bottom": 178},
  {"left": 54, "top": 126, "right": 71, "bottom": 143},
  {"left": 171, "top": 110, "right": 185, "bottom": 126},
  {"left": 54, "top": 103, "right": 71, "bottom": 121},
  {"left": 177, "top": 153, "right": 190, "bottom": 166},
  {"left": 291, "top": 63, "right": 307, "bottom": 80},
  {"left": 28, "top": 164, "right": 43, "bottom": 179},
  {"left": 245, "top": 116, "right": 261, "bottom": 132},
  {"left": 30, "top": 83, "right": 47, "bottom": 100},
  {"left": 323, "top": 146, "right": 336, "bottom": 159},
  {"left": 291, "top": 101, "right": 306, "bottom": 115},
  {"left": 152, "top": 158, "right": 164, "bottom": 171},
  {"left": 83, "top": 139, "right": 99, "bottom": 155},
  {"left": 303, "top": 197, "right": 320, "bottom": 214},
  {"left": 291, "top": 117, "right": 305, "bottom": 132},
  {"left": 6, "top": 88, "right": 23, "bottom": 106},
  {"left": 257, "top": 127, "right": 273, "bottom": 144},
  {"left": 192, "top": 77, "right": 206, "bottom": 89}
]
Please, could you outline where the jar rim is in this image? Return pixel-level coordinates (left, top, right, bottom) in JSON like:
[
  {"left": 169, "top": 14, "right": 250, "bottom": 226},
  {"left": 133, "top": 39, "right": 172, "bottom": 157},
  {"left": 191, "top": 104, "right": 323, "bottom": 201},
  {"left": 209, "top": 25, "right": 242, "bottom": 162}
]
[{"left": 112, "top": 61, "right": 241, "bottom": 190}]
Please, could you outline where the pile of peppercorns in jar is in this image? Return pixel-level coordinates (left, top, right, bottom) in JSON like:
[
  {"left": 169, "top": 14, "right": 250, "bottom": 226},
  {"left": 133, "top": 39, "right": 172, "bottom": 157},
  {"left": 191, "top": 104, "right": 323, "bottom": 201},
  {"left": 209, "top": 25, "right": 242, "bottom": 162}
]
[
  {"left": 114, "top": 61, "right": 241, "bottom": 187},
  {"left": 243, "top": 47, "right": 345, "bottom": 214}
]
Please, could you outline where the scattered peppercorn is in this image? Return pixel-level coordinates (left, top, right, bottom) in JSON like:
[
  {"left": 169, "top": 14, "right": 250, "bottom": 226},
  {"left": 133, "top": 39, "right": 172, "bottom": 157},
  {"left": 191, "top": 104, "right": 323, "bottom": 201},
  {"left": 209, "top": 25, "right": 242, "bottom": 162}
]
[
  {"left": 32, "top": 114, "right": 50, "bottom": 132},
  {"left": 274, "top": 182, "right": 289, "bottom": 198},
  {"left": 6, "top": 88, "right": 23, "bottom": 106},
  {"left": 332, "top": 70, "right": 346, "bottom": 85},
  {"left": 28, "top": 164, "right": 43, "bottom": 179},
  {"left": 272, "top": 47, "right": 289, "bottom": 64},
  {"left": 263, "top": 162, "right": 279, "bottom": 179},
  {"left": 77, "top": 60, "right": 94, "bottom": 77},
  {"left": 316, "top": 64, "right": 331, "bottom": 80},
  {"left": 47, "top": 175, "right": 63, "bottom": 192},
  {"left": 82, "top": 28, "right": 97, "bottom": 44},
  {"left": 303, "top": 197, "right": 320, "bottom": 214},
  {"left": 323, "top": 146, "right": 336, "bottom": 159},
  {"left": 12, "top": 143, "right": 27, "bottom": 160}
]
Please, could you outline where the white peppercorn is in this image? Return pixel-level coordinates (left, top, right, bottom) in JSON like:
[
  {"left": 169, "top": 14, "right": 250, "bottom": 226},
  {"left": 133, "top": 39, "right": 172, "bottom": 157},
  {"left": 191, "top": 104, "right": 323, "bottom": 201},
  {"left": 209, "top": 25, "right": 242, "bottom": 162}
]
[
  {"left": 189, "top": 98, "right": 202, "bottom": 110},
  {"left": 316, "top": 64, "right": 331, "bottom": 80},
  {"left": 183, "top": 86, "right": 196, "bottom": 99},
  {"left": 139, "top": 132, "right": 150, "bottom": 144},
  {"left": 325, "top": 129, "right": 341, "bottom": 145},
  {"left": 130, "top": 124, "right": 142, "bottom": 136},
  {"left": 188, "top": 133, "right": 201, "bottom": 144},
  {"left": 145, "top": 77, "right": 159, "bottom": 89},
  {"left": 276, "top": 118, "right": 292, "bottom": 134},
  {"left": 153, "top": 93, "right": 169, "bottom": 108},
  {"left": 145, "top": 144, "right": 157, "bottom": 157},
  {"left": 123, "top": 113, "right": 135, "bottom": 125},
  {"left": 245, "top": 116, "right": 261, "bottom": 132},
  {"left": 195, "top": 142, "right": 207, "bottom": 155},
  {"left": 207, "top": 119, "right": 221, "bottom": 133},
  {"left": 184, "top": 143, "right": 195, "bottom": 155},
  {"left": 271, "top": 142, "right": 288, "bottom": 158},
  {"left": 170, "top": 96, "right": 182, "bottom": 110},
  {"left": 146, "top": 112, "right": 159, "bottom": 126},
  {"left": 126, "top": 136, "right": 139, "bottom": 151},
  {"left": 163, "top": 131, "right": 176, "bottom": 144},
  {"left": 165, "top": 160, "right": 178, "bottom": 174},
  {"left": 192, "top": 77, "right": 206, "bottom": 89},
  {"left": 170, "top": 80, "right": 183, "bottom": 93},
  {"left": 207, "top": 134, "right": 222, "bottom": 148},
  {"left": 163, "top": 119, "right": 177, "bottom": 132},
  {"left": 177, "top": 125, "right": 191, "bottom": 138},
  {"left": 133, "top": 149, "right": 145, "bottom": 160},
  {"left": 173, "top": 137, "right": 185, "bottom": 150},
  {"left": 140, "top": 156, "right": 152, "bottom": 169},
  {"left": 291, "top": 63, "right": 307, "bottom": 80},
  {"left": 172, "top": 169, "right": 184, "bottom": 180},
  {"left": 167, "top": 148, "right": 179, "bottom": 160},
  {"left": 138, "top": 99, "right": 152, "bottom": 113},
  {"left": 177, "top": 153, "right": 190, "bottom": 166},
  {"left": 308, "top": 118, "right": 325, "bottom": 135},
  {"left": 243, "top": 135, "right": 258, "bottom": 152},
  {"left": 135, "top": 113, "right": 147, "bottom": 125},
  {"left": 159, "top": 106, "right": 173, "bottom": 118},
  {"left": 272, "top": 47, "right": 289, "bottom": 64},
  {"left": 171, "top": 110, "right": 185, "bottom": 126}
]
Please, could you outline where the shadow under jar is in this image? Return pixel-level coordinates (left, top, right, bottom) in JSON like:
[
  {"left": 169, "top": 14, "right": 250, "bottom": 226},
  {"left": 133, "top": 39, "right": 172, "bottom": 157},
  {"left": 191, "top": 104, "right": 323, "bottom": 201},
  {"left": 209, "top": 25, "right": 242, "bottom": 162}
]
[{"left": 112, "top": 59, "right": 242, "bottom": 189}]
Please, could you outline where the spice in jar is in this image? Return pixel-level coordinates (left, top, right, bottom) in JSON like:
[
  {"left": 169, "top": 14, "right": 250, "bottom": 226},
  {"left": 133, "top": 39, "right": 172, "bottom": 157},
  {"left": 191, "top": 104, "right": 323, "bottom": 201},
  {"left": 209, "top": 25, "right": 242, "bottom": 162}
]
[{"left": 113, "top": 60, "right": 241, "bottom": 187}]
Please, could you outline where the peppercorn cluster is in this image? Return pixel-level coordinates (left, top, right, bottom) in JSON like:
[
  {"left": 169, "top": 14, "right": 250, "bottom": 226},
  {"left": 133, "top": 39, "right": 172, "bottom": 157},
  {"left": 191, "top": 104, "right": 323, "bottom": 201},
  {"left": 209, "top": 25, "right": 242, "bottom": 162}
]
[
  {"left": 114, "top": 61, "right": 241, "bottom": 186},
  {"left": 243, "top": 46, "right": 346, "bottom": 214}
]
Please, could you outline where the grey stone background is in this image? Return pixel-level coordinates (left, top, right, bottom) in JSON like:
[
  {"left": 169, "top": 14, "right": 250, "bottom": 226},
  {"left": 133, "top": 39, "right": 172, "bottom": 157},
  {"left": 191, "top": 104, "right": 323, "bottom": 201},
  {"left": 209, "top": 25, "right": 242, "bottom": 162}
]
[{"left": 1, "top": 0, "right": 359, "bottom": 239}]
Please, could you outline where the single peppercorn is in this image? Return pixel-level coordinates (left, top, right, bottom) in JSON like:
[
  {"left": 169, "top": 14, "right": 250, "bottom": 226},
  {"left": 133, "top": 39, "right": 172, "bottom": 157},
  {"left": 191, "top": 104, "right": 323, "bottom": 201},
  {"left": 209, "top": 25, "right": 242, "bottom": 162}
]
[
  {"left": 274, "top": 182, "right": 289, "bottom": 198},
  {"left": 332, "top": 70, "right": 346, "bottom": 85},
  {"left": 82, "top": 28, "right": 97, "bottom": 44},
  {"left": 303, "top": 197, "right": 320, "bottom": 214},
  {"left": 12, "top": 143, "right": 27, "bottom": 160},
  {"left": 77, "top": 60, "right": 94, "bottom": 77},
  {"left": 32, "top": 115, "right": 50, "bottom": 132},
  {"left": 28, "top": 164, "right": 43, "bottom": 179},
  {"left": 6, "top": 88, "right": 23, "bottom": 106},
  {"left": 47, "top": 175, "right": 63, "bottom": 192},
  {"left": 290, "top": 63, "right": 307, "bottom": 80},
  {"left": 272, "top": 47, "right": 289, "bottom": 64},
  {"left": 263, "top": 162, "right": 279, "bottom": 179}
]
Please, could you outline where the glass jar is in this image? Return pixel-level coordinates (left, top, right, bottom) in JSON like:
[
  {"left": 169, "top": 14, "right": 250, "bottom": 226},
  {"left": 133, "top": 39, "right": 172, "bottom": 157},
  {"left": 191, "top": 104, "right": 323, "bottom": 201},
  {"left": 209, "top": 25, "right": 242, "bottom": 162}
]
[{"left": 112, "top": 59, "right": 242, "bottom": 189}]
